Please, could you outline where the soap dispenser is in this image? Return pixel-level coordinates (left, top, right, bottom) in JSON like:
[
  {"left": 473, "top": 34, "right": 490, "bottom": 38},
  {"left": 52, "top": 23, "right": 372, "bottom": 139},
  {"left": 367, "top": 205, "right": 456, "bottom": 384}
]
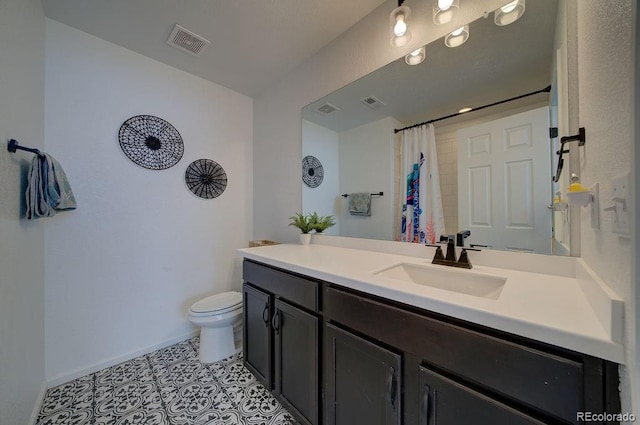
[{"left": 566, "top": 174, "right": 593, "bottom": 206}]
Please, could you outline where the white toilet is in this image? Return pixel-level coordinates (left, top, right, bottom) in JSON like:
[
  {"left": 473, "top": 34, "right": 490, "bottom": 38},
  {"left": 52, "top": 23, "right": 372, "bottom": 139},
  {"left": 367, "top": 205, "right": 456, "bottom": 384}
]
[{"left": 187, "top": 291, "right": 243, "bottom": 363}]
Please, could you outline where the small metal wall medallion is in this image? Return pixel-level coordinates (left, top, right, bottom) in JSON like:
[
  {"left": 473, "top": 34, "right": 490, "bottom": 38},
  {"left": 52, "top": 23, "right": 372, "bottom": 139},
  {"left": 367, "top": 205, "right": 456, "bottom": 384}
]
[
  {"left": 302, "top": 155, "right": 324, "bottom": 188},
  {"left": 185, "top": 159, "right": 228, "bottom": 199},
  {"left": 118, "top": 115, "right": 184, "bottom": 170}
]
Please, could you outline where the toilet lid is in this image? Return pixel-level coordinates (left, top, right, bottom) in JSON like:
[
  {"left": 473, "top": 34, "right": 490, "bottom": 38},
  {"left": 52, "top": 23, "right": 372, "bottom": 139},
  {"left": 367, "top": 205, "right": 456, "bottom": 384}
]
[{"left": 190, "top": 291, "right": 242, "bottom": 314}]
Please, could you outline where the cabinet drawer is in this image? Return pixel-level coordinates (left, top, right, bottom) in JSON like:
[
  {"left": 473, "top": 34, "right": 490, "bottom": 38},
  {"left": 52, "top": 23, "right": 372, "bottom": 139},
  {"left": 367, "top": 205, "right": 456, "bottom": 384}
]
[
  {"left": 324, "top": 286, "right": 583, "bottom": 423},
  {"left": 243, "top": 260, "right": 318, "bottom": 312}
]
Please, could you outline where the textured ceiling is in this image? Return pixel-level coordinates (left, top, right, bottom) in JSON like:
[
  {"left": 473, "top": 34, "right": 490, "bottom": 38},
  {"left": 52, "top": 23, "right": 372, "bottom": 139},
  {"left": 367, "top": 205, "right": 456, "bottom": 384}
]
[{"left": 41, "top": 0, "right": 389, "bottom": 97}]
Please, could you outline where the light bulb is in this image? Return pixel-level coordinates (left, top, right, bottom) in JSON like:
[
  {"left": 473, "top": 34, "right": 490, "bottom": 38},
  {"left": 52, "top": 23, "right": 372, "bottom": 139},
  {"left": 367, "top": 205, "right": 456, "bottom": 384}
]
[
  {"left": 433, "top": 0, "right": 457, "bottom": 25},
  {"left": 390, "top": 6, "right": 411, "bottom": 47},
  {"left": 495, "top": 0, "right": 525, "bottom": 26},
  {"left": 501, "top": 1, "right": 518, "bottom": 13},
  {"left": 458, "top": 107, "right": 473, "bottom": 113},
  {"left": 444, "top": 25, "right": 469, "bottom": 48},
  {"left": 405, "top": 46, "right": 426, "bottom": 65},
  {"left": 394, "top": 14, "right": 407, "bottom": 37},
  {"left": 438, "top": 0, "right": 454, "bottom": 10}
]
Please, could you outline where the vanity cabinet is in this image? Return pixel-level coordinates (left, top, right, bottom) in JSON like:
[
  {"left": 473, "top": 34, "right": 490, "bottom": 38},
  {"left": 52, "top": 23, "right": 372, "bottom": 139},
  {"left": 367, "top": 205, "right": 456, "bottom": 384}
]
[
  {"left": 324, "top": 285, "right": 620, "bottom": 425},
  {"left": 242, "top": 259, "right": 620, "bottom": 425},
  {"left": 242, "top": 260, "right": 320, "bottom": 425}
]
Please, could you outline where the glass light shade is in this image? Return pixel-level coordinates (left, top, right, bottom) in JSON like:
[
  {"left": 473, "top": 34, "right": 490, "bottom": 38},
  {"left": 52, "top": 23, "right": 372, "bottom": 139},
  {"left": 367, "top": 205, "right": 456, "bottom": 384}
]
[
  {"left": 495, "top": 0, "right": 525, "bottom": 26},
  {"left": 433, "top": 0, "right": 458, "bottom": 25},
  {"left": 405, "top": 46, "right": 426, "bottom": 65},
  {"left": 444, "top": 25, "right": 469, "bottom": 48},
  {"left": 390, "top": 5, "right": 412, "bottom": 47}
]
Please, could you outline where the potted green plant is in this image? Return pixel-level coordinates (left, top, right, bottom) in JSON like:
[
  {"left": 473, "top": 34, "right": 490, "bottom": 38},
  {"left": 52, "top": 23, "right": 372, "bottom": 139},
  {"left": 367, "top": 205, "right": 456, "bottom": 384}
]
[
  {"left": 310, "top": 212, "right": 335, "bottom": 234},
  {"left": 289, "top": 212, "right": 314, "bottom": 244}
]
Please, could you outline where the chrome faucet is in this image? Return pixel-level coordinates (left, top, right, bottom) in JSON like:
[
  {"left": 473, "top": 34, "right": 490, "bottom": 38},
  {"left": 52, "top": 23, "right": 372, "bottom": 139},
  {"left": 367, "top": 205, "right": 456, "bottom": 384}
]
[{"left": 426, "top": 239, "right": 480, "bottom": 269}]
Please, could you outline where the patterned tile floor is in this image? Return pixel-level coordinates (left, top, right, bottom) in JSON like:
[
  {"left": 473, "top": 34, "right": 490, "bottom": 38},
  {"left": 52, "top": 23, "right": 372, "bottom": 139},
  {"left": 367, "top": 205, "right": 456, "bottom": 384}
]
[{"left": 36, "top": 337, "right": 294, "bottom": 425}]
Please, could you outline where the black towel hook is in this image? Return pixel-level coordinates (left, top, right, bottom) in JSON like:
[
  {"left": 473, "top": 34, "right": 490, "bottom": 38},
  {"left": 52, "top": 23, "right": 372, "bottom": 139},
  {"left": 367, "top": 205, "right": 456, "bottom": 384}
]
[{"left": 7, "top": 139, "right": 42, "bottom": 156}]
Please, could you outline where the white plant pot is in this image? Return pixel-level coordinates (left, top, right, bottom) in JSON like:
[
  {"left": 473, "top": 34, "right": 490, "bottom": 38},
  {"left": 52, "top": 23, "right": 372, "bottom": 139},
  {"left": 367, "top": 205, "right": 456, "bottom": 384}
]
[{"left": 300, "top": 233, "right": 312, "bottom": 245}]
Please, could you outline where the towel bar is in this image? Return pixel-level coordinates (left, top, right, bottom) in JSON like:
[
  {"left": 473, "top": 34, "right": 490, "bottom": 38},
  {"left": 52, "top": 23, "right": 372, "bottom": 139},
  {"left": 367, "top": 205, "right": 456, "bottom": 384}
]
[{"left": 341, "top": 192, "right": 383, "bottom": 198}]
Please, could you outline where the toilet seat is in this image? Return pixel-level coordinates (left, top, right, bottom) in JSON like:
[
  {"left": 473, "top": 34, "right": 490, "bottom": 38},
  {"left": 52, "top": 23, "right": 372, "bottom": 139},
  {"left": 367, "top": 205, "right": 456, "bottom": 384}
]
[{"left": 189, "top": 291, "right": 242, "bottom": 316}]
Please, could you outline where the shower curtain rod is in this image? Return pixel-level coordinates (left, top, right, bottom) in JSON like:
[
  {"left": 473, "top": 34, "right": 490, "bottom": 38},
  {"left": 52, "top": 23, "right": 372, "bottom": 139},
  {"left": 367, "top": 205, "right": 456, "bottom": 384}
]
[{"left": 394, "top": 85, "right": 552, "bottom": 134}]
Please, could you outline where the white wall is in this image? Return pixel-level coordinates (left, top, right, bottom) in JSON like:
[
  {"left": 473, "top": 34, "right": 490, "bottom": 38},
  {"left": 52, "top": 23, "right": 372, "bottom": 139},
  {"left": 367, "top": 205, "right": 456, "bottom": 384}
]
[
  {"left": 0, "top": 0, "right": 46, "bottom": 423},
  {"left": 302, "top": 120, "right": 340, "bottom": 235},
  {"left": 44, "top": 20, "right": 253, "bottom": 383},
  {"left": 253, "top": 0, "right": 508, "bottom": 243},
  {"left": 338, "top": 116, "right": 397, "bottom": 240},
  {"left": 575, "top": 0, "right": 637, "bottom": 415}
]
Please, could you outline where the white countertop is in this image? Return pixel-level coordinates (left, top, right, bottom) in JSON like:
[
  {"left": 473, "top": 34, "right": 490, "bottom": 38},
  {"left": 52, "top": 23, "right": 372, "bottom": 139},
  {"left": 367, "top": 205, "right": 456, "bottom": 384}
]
[{"left": 238, "top": 241, "right": 624, "bottom": 364}]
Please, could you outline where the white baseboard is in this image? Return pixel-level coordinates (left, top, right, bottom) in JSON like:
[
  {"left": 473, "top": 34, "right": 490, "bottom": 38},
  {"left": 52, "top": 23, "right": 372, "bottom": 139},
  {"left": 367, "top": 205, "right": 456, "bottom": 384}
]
[
  {"left": 46, "top": 330, "right": 199, "bottom": 388},
  {"left": 28, "top": 381, "right": 48, "bottom": 425}
]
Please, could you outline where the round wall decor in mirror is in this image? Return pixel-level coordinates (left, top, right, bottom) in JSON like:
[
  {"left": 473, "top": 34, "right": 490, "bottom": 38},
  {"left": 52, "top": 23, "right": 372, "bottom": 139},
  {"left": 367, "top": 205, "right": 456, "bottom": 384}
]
[
  {"left": 302, "top": 155, "right": 324, "bottom": 188},
  {"left": 118, "top": 115, "right": 184, "bottom": 170},
  {"left": 185, "top": 159, "right": 228, "bottom": 199}
]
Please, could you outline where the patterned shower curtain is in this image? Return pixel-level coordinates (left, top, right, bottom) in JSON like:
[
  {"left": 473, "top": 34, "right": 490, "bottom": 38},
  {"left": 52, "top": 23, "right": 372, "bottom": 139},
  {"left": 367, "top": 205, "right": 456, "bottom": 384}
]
[{"left": 396, "top": 124, "right": 445, "bottom": 244}]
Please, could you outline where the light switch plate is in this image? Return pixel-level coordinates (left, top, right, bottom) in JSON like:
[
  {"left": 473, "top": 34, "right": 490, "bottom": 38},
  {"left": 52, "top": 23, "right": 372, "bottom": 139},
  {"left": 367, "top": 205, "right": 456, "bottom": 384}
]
[{"left": 611, "top": 173, "right": 630, "bottom": 236}]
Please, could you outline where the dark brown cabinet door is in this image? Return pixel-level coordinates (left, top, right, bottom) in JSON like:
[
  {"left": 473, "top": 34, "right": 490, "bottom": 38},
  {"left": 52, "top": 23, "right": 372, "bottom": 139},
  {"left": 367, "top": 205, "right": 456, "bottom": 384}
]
[
  {"left": 419, "top": 366, "right": 547, "bottom": 425},
  {"left": 324, "top": 323, "right": 401, "bottom": 425},
  {"left": 242, "top": 283, "right": 272, "bottom": 389},
  {"left": 273, "top": 299, "right": 319, "bottom": 425}
]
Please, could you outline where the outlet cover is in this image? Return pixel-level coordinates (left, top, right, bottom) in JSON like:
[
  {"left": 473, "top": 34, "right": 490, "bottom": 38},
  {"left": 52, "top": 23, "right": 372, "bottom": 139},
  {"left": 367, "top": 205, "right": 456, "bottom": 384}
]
[{"left": 611, "top": 173, "right": 630, "bottom": 236}]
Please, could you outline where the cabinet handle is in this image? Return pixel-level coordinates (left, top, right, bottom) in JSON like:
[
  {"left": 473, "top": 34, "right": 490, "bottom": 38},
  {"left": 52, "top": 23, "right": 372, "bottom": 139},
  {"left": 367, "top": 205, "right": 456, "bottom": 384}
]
[
  {"left": 422, "top": 385, "right": 430, "bottom": 425},
  {"left": 422, "top": 386, "right": 437, "bottom": 425},
  {"left": 272, "top": 310, "right": 281, "bottom": 334},
  {"left": 387, "top": 366, "right": 397, "bottom": 410},
  {"left": 262, "top": 303, "right": 270, "bottom": 327}
]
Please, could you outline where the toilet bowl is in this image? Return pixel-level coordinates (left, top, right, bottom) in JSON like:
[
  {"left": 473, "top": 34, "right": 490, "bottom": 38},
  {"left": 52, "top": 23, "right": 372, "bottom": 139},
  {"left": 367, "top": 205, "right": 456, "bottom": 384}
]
[{"left": 187, "top": 291, "right": 243, "bottom": 363}]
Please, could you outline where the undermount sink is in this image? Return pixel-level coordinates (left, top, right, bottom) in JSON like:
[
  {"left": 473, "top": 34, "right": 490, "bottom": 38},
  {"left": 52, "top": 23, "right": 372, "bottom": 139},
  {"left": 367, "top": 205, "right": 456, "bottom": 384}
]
[{"left": 374, "top": 263, "right": 506, "bottom": 300}]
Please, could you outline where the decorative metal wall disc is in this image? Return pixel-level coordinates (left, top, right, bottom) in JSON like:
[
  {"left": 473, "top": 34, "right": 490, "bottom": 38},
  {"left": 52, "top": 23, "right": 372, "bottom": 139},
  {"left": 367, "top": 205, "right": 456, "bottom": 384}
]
[
  {"left": 185, "top": 159, "right": 228, "bottom": 199},
  {"left": 302, "top": 155, "right": 324, "bottom": 188},
  {"left": 118, "top": 115, "right": 184, "bottom": 170}
]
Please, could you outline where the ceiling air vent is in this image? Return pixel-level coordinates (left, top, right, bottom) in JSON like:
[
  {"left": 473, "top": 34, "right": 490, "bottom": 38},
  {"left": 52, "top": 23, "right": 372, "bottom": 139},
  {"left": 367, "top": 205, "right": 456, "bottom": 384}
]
[
  {"left": 361, "top": 96, "right": 386, "bottom": 110},
  {"left": 314, "top": 103, "right": 339, "bottom": 115},
  {"left": 167, "top": 24, "right": 210, "bottom": 57}
]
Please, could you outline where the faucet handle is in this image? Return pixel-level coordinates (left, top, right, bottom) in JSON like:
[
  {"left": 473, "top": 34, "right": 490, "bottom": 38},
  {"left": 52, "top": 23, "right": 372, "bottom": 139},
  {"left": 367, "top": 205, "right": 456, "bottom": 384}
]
[
  {"left": 457, "top": 249, "right": 473, "bottom": 269},
  {"left": 425, "top": 244, "right": 445, "bottom": 262}
]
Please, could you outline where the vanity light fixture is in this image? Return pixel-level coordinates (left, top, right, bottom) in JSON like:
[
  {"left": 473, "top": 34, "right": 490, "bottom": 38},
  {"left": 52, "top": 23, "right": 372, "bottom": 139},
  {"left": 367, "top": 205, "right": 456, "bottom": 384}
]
[
  {"left": 444, "top": 25, "right": 469, "bottom": 48},
  {"left": 405, "top": 46, "right": 426, "bottom": 65},
  {"left": 433, "top": 0, "right": 458, "bottom": 25},
  {"left": 390, "top": 3, "right": 412, "bottom": 47},
  {"left": 495, "top": 0, "right": 525, "bottom": 26},
  {"left": 458, "top": 107, "right": 473, "bottom": 113}
]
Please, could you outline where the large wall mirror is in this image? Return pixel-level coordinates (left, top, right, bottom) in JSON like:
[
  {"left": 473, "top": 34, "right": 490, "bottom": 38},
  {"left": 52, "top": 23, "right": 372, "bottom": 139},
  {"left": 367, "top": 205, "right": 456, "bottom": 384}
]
[{"left": 302, "top": 0, "right": 575, "bottom": 256}]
